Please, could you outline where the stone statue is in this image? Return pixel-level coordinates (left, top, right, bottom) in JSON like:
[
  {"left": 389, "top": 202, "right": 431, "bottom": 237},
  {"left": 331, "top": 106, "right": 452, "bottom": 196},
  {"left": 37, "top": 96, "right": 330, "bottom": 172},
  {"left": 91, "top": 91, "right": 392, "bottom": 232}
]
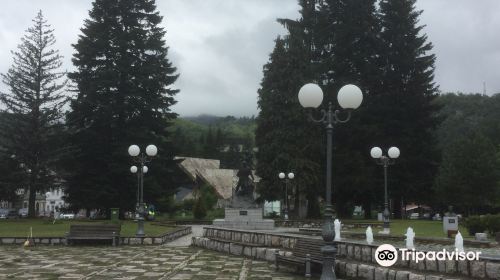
[{"left": 232, "top": 161, "right": 256, "bottom": 208}]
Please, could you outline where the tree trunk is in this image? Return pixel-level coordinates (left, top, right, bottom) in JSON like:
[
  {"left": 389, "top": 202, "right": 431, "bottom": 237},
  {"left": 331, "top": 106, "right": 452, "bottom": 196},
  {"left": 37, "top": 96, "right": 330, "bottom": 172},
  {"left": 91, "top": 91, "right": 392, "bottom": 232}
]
[{"left": 28, "top": 182, "right": 36, "bottom": 218}]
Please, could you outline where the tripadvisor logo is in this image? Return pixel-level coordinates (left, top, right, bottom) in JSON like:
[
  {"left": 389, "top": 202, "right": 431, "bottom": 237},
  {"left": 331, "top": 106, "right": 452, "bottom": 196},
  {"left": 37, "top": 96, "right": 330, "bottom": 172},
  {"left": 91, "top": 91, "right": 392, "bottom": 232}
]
[{"left": 374, "top": 244, "right": 482, "bottom": 267}]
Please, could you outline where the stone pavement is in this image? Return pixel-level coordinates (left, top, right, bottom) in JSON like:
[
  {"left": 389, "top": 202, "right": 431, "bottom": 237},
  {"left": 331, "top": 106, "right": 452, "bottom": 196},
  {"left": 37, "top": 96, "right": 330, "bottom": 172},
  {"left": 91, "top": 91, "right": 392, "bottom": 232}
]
[{"left": 0, "top": 244, "right": 308, "bottom": 279}]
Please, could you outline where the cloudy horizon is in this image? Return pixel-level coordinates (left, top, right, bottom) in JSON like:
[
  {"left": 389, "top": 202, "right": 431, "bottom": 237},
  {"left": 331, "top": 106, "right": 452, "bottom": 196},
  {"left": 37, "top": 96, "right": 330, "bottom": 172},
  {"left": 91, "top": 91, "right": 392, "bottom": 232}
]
[{"left": 0, "top": 0, "right": 499, "bottom": 117}]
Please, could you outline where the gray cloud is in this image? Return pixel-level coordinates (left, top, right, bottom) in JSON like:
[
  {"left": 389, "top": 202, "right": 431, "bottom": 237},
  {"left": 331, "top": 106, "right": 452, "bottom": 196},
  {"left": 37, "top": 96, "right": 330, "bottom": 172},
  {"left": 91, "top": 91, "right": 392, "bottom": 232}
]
[{"left": 1, "top": 1, "right": 499, "bottom": 117}]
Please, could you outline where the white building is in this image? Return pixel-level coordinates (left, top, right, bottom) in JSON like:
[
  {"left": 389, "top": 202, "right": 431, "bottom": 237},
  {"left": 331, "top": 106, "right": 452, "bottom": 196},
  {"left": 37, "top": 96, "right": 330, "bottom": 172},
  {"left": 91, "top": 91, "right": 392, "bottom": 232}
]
[{"left": 44, "top": 187, "right": 67, "bottom": 215}]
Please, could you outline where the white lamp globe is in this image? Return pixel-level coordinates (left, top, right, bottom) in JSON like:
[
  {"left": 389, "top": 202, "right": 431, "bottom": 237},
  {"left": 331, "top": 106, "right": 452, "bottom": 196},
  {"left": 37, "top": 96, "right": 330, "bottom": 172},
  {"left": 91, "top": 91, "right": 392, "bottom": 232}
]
[
  {"left": 279, "top": 172, "right": 285, "bottom": 179},
  {"left": 298, "top": 83, "right": 323, "bottom": 108},
  {"left": 143, "top": 166, "right": 148, "bottom": 173},
  {"left": 388, "top": 147, "right": 400, "bottom": 159},
  {"left": 288, "top": 172, "right": 295, "bottom": 179},
  {"left": 337, "top": 84, "right": 363, "bottom": 109},
  {"left": 146, "top": 144, "right": 158, "bottom": 157},
  {"left": 128, "top": 145, "right": 140, "bottom": 157},
  {"left": 130, "top": 166, "right": 138, "bottom": 173},
  {"left": 370, "top": 147, "right": 383, "bottom": 159}
]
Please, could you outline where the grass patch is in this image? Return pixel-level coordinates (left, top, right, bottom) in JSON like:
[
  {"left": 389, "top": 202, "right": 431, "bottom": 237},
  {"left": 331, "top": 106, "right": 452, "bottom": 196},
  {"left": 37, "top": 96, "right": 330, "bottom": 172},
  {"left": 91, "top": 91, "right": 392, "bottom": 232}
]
[{"left": 0, "top": 219, "right": 176, "bottom": 237}]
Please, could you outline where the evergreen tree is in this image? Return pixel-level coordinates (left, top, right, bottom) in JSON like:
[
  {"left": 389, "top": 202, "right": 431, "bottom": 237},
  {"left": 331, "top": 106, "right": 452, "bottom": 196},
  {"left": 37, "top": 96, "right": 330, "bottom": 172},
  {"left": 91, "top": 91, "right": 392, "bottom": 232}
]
[
  {"left": 378, "top": 0, "right": 440, "bottom": 214},
  {"left": 255, "top": 32, "right": 323, "bottom": 218},
  {"left": 435, "top": 131, "right": 499, "bottom": 214},
  {"left": 311, "top": 0, "right": 384, "bottom": 217},
  {"left": 0, "top": 11, "right": 67, "bottom": 217},
  {"left": 65, "top": 0, "right": 179, "bottom": 212}
]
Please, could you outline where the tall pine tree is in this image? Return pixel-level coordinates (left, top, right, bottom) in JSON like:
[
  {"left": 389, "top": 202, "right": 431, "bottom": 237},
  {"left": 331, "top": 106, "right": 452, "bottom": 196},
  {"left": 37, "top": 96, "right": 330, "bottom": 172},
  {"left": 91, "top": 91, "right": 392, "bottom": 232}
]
[
  {"left": 255, "top": 26, "right": 323, "bottom": 218},
  {"left": 314, "top": 0, "right": 384, "bottom": 217},
  {"left": 378, "top": 0, "right": 440, "bottom": 214},
  {"left": 0, "top": 11, "right": 67, "bottom": 217},
  {"left": 65, "top": 0, "right": 179, "bottom": 213}
]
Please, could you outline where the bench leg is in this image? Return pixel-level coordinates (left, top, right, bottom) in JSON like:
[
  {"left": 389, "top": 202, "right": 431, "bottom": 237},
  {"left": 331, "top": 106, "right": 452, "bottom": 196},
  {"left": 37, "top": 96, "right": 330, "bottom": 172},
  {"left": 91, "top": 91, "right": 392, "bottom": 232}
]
[
  {"left": 275, "top": 250, "right": 279, "bottom": 271},
  {"left": 305, "top": 254, "right": 311, "bottom": 278}
]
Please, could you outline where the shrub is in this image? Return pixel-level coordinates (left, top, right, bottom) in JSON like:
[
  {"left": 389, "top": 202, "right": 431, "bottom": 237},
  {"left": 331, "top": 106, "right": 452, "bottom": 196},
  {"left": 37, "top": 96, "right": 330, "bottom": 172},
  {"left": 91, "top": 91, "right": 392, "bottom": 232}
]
[
  {"left": 193, "top": 198, "right": 207, "bottom": 220},
  {"left": 465, "top": 215, "right": 487, "bottom": 235},
  {"left": 182, "top": 199, "right": 195, "bottom": 211},
  {"left": 484, "top": 214, "right": 500, "bottom": 235}
]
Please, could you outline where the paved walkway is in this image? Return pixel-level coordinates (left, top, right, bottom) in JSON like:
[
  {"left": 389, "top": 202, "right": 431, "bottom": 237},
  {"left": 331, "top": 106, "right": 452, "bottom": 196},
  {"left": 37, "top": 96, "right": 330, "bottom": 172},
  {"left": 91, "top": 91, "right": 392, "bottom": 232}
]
[{"left": 0, "top": 226, "right": 307, "bottom": 280}]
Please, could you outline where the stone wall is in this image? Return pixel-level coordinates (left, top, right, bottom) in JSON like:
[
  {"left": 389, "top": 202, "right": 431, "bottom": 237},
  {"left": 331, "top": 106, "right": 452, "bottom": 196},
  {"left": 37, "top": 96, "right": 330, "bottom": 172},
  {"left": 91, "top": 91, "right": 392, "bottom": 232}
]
[
  {"left": 0, "top": 226, "right": 191, "bottom": 246},
  {"left": 0, "top": 237, "right": 65, "bottom": 245},
  {"left": 120, "top": 226, "right": 192, "bottom": 245},
  {"left": 196, "top": 227, "right": 500, "bottom": 280}
]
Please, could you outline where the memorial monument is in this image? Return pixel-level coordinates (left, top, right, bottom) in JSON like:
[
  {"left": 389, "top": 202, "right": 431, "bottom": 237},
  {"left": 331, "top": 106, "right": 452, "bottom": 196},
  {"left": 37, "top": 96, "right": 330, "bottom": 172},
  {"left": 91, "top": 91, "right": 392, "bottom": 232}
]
[{"left": 213, "top": 161, "right": 275, "bottom": 230}]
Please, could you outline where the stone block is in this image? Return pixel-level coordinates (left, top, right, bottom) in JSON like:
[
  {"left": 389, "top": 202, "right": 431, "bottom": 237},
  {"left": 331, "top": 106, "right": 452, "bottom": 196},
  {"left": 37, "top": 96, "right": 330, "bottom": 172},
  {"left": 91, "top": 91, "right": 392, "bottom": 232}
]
[
  {"left": 486, "top": 262, "right": 500, "bottom": 280},
  {"left": 265, "top": 248, "right": 277, "bottom": 262},
  {"left": 223, "top": 243, "right": 230, "bottom": 253},
  {"left": 375, "top": 267, "right": 388, "bottom": 280},
  {"left": 475, "top": 233, "right": 488, "bottom": 241},
  {"left": 362, "top": 246, "right": 372, "bottom": 262},
  {"left": 395, "top": 271, "right": 410, "bottom": 280},
  {"left": 457, "top": 259, "right": 469, "bottom": 276},
  {"left": 143, "top": 238, "right": 152, "bottom": 245},
  {"left": 346, "top": 263, "right": 358, "bottom": 278},
  {"left": 271, "top": 236, "right": 280, "bottom": 246},
  {"left": 258, "top": 234, "right": 265, "bottom": 245},
  {"left": 130, "top": 238, "right": 141, "bottom": 245},
  {"left": 445, "top": 259, "right": 456, "bottom": 274},
  {"left": 230, "top": 244, "right": 243, "bottom": 255},
  {"left": 426, "top": 259, "right": 437, "bottom": 272},
  {"left": 281, "top": 238, "right": 290, "bottom": 248},
  {"left": 408, "top": 273, "right": 425, "bottom": 280},
  {"left": 424, "top": 276, "right": 441, "bottom": 280},
  {"left": 470, "top": 261, "right": 486, "bottom": 278},
  {"left": 358, "top": 264, "right": 375, "bottom": 280},
  {"left": 242, "top": 233, "right": 250, "bottom": 243},
  {"left": 336, "top": 260, "right": 347, "bottom": 277},
  {"left": 338, "top": 243, "right": 346, "bottom": 257},
  {"left": 354, "top": 245, "right": 362, "bottom": 260},
  {"left": 243, "top": 247, "right": 252, "bottom": 257},
  {"left": 347, "top": 245, "right": 354, "bottom": 258},
  {"left": 388, "top": 269, "right": 397, "bottom": 280},
  {"left": 256, "top": 248, "right": 266, "bottom": 260},
  {"left": 437, "top": 260, "right": 446, "bottom": 273}
]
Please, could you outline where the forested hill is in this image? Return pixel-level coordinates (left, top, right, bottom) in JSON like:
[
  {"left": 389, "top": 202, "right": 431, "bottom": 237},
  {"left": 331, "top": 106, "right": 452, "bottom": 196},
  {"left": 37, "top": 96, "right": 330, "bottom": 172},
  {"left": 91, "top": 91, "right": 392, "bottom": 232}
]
[{"left": 170, "top": 115, "right": 256, "bottom": 167}]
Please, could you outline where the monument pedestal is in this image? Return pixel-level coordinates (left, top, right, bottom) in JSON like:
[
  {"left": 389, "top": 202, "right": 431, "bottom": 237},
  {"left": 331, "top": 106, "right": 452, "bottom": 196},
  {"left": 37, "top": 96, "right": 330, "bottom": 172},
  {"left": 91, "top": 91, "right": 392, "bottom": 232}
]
[{"left": 213, "top": 208, "right": 274, "bottom": 230}]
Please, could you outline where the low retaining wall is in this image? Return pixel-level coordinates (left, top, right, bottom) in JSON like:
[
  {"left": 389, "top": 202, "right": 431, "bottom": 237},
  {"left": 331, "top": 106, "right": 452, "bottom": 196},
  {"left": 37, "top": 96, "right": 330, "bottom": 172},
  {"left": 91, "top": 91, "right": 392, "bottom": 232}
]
[
  {"left": 197, "top": 227, "right": 500, "bottom": 280},
  {"left": 299, "top": 229, "right": 493, "bottom": 248},
  {"left": 0, "top": 226, "right": 191, "bottom": 246},
  {"left": 120, "top": 226, "right": 191, "bottom": 245},
  {"left": 275, "top": 220, "right": 383, "bottom": 229},
  {"left": 0, "top": 237, "right": 65, "bottom": 245}
]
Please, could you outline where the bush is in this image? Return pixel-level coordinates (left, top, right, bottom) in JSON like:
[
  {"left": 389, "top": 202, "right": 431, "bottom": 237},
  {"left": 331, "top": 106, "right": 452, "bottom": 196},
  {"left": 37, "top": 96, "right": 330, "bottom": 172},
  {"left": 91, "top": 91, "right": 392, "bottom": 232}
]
[
  {"left": 484, "top": 214, "right": 500, "bottom": 235},
  {"left": 193, "top": 198, "right": 207, "bottom": 220},
  {"left": 467, "top": 214, "right": 500, "bottom": 235},
  {"left": 182, "top": 199, "right": 195, "bottom": 211},
  {"left": 465, "top": 215, "right": 490, "bottom": 235}
]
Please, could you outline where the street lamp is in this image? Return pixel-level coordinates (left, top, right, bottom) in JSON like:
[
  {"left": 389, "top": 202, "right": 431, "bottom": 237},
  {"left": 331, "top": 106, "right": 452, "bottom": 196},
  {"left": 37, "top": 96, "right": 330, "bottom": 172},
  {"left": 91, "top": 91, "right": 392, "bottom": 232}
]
[
  {"left": 370, "top": 146, "right": 400, "bottom": 234},
  {"left": 298, "top": 83, "right": 362, "bottom": 280},
  {"left": 128, "top": 144, "right": 157, "bottom": 237},
  {"left": 278, "top": 172, "right": 294, "bottom": 220}
]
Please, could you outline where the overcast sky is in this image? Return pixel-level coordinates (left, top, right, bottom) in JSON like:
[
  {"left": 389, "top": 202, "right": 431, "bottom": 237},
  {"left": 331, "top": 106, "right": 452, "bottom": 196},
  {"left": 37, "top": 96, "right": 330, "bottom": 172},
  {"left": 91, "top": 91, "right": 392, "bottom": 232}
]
[{"left": 0, "top": 1, "right": 499, "bottom": 117}]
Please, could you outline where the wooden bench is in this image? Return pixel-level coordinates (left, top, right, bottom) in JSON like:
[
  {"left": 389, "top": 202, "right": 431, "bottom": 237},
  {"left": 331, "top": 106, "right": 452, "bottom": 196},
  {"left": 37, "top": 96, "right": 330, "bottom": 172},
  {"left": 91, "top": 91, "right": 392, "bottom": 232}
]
[
  {"left": 66, "top": 224, "right": 121, "bottom": 246},
  {"left": 275, "top": 238, "right": 325, "bottom": 277}
]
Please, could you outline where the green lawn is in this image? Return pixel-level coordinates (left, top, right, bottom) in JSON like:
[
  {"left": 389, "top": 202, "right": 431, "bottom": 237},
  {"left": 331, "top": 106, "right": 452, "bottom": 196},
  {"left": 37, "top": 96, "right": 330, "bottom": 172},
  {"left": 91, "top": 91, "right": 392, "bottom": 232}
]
[
  {"left": 0, "top": 219, "right": 175, "bottom": 237},
  {"left": 345, "top": 219, "right": 471, "bottom": 238}
]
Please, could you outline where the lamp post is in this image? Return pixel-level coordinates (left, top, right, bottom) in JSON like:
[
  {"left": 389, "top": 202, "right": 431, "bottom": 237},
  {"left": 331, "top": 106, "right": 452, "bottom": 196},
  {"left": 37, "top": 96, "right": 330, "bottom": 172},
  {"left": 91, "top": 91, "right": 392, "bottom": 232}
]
[
  {"left": 128, "top": 144, "right": 157, "bottom": 237},
  {"left": 370, "top": 146, "right": 400, "bottom": 234},
  {"left": 278, "top": 172, "right": 294, "bottom": 220},
  {"left": 298, "top": 83, "right": 363, "bottom": 280}
]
